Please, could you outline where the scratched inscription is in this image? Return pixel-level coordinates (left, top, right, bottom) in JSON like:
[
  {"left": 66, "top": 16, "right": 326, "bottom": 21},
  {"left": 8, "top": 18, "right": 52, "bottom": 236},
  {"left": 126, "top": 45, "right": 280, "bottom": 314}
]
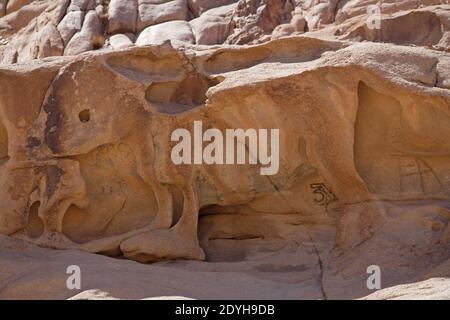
[{"left": 310, "top": 182, "right": 338, "bottom": 207}]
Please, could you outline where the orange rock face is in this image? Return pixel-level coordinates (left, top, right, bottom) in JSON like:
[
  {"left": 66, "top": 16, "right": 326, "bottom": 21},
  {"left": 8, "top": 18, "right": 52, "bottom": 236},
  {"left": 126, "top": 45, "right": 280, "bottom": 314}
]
[{"left": 0, "top": 0, "right": 449, "bottom": 300}]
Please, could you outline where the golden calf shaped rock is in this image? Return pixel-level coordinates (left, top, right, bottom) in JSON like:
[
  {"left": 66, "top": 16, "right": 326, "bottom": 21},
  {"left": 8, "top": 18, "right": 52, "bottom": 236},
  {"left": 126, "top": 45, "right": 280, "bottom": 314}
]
[{"left": 1, "top": 39, "right": 449, "bottom": 263}]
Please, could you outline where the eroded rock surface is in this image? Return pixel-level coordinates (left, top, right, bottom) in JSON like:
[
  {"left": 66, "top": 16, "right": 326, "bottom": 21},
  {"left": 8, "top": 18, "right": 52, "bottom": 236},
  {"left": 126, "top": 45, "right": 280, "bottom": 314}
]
[
  {"left": 0, "top": 0, "right": 449, "bottom": 300},
  {"left": 0, "top": 0, "right": 449, "bottom": 64}
]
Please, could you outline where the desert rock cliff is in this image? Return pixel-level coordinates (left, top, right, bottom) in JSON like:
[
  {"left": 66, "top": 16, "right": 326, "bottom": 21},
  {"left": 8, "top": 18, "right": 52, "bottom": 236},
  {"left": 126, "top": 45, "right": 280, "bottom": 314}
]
[{"left": 0, "top": 0, "right": 449, "bottom": 300}]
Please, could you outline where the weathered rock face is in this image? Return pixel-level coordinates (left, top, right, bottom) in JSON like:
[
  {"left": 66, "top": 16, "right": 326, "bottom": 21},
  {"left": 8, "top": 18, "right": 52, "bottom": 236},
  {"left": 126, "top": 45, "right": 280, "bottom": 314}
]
[
  {"left": 0, "top": 0, "right": 449, "bottom": 300},
  {"left": 0, "top": 0, "right": 449, "bottom": 64},
  {"left": 0, "top": 35, "right": 449, "bottom": 262}
]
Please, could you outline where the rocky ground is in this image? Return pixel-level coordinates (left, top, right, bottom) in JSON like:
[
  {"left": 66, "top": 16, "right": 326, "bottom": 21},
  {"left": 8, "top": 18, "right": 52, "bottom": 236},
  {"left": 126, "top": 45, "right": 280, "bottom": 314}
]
[{"left": 0, "top": 0, "right": 449, "bottom": 300}]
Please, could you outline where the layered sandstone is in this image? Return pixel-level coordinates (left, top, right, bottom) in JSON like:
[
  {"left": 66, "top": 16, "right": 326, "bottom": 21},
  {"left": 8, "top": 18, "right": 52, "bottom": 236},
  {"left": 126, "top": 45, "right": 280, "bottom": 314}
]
[{"left": 0, "top": 0, "right": 449, "bottom": 300}]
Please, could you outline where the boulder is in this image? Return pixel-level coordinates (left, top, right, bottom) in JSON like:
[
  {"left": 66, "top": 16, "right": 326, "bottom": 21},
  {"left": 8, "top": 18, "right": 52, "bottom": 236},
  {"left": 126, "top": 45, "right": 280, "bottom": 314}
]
[
  {"left": 57, "top": 10, "right": 85, "bottom": 46},
  {"left": 136, "top": 20, "right": 194, "bottom": 45},
  {"left": 137, "top": 0, "right": 189, "bottom": 32},
  {"left": 109, "top": 33, "right": 134, "bottom": 49},
  {"left": 107, "top": 0, "right": 138, "bottom": 34},
  {"left": 189, "top": 3, "right": 236, "bottom": 45},
  {"left": 67, "top": 0, "right": 96, "bottom": 12},
  {"left": 38, "top": 23, "right": 64, "bottom": 58},
  {"left": 65, "top": 10, "right": 103, "bottom": 55},
  {"left": 187, "top": 0, "right": 238, "bottom": 17}
]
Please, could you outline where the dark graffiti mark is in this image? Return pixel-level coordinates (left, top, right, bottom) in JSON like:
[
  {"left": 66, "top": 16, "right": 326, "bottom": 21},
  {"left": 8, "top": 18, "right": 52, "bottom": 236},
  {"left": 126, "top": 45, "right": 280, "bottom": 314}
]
[{"left": 310, "top": 183, "right": 338, "bottom": 207}]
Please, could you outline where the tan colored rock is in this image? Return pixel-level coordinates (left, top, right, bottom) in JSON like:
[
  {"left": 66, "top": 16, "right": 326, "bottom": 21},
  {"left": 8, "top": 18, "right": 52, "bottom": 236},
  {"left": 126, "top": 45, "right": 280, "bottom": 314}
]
[
  {"left": 107, "top": 0, "right": 138, "bottom": 34},
  {"left": 190, "top": 15, "right": 229, "bottom": 45},
  {"left": 67, "top": 0, "right": 96, "bottom": 12},
  {"left": 343, "top": 9, "right": 445, "bottom": 47},
  {"left": 187, "top": 0, "right": 238, "bottom": 17},
  {"left": 189, "top": 3, "right": 235, "bottom": 45},
  {"left": 0, "top": 0, "right": 47, "bottom": 34},
  {"left": 64, "top": 33, "right": 90, "bottom": 56},
  {"left": 271, "top": 23, "right": 295, "bottom": 40},
  {"left": 137, "top": 0, "right": 189, "bottom": 32},
  {"left": 65, "top": 10, "right": 104, "bottom": 55},
  {"left": 0, "top": 209, "right": 449, "bottom": 299},
  {"left": 361, "top": 278, "right": 450, "bottom": 300},
  {"left": 1, "top": 0, "right": 449, "bottom": 65},
  {"left": 0, "top": 0, "right": 6, "bottom": 18},
  {"left": 0, "top": 235, "right": 325, "bottom": 299},
  {"left": 0, "top": 35, "right": 449, "bottom": 265},
  {"left": 290, "top": 14, "right": 306, "bottom": 32},
  {"left": 109, "top": 33, "right": 134, "bottom": 50},
  {"left": 57, "top": 10, "right": 85, "bottom": 46},
  {"left": 304, "top": 1, "right": 336, "bottom": 30},
  {"left": 6, "top": 0, "right": 33, "bottom": 15},
  {"left": 38, "top": 23, "right": 64, "bottom": 58},
  {"left": 136, "top": 20, "right": 194, "bottom": 46},
  {"left": 0, "top": 1, "right": 64, "bottom": 64},
  {"left": 69, "top": 289, "right": 120, "bottom": 300},
  {"left": 225, "top": 0, "right": 295, "bottom": 44},
  {"left": 0, "top": 0, "right": 450, "bottom": 301},
  {"left": 68, "top": 289, "right": 194, "bottom": 300},
  {"left": 336, "top": 0, "right": 445, "bottom": 24}
]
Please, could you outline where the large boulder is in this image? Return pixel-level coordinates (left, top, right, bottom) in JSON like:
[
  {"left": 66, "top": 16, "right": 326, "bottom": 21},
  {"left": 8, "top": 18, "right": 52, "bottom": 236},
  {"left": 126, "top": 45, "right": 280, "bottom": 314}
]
[
  {"left": 136, "top": 20, "right": 195, "bottom": 45},
  {"left": 107, "top": 0, "right": 138, "bottom": 34},
  {"left": 109, "top": 33, "right": 134, "bottom": 50},
  {"left": 57, "top": 10, "right": 85, "bottom": 46},
  {"left": 137, "top": 0, "right": 189, "bottom": 32},
  {"left": 187, "top": 0, "right": 238, "bottom": 17},
  {"left": 38, "top": 23, "right": 64, "bottom": 58},
  {"left": 65, "top": 10, "right": 103, "bottom": 55},
  {"left": 189, "top": 3, "right": 236, "bottom": 45}
]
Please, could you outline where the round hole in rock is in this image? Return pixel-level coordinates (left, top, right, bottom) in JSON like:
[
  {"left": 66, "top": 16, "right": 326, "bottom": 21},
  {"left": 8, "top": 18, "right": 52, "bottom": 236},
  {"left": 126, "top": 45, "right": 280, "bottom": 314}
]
[
  {"left": 27, "top": 201, "right": 44, "bottom": 239},
  {"left": 79, "top": 109, "right": 91, "bottom": 123}
]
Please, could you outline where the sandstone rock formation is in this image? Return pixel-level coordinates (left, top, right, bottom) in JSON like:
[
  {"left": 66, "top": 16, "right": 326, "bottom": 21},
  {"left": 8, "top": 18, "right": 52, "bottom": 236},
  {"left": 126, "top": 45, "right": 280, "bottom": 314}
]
[
  {"left": 0, "top": 0, "right": 449, "bottom": 300},
  {"left": 0, "top": 0, "right": 449, "bottom": 64}
]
